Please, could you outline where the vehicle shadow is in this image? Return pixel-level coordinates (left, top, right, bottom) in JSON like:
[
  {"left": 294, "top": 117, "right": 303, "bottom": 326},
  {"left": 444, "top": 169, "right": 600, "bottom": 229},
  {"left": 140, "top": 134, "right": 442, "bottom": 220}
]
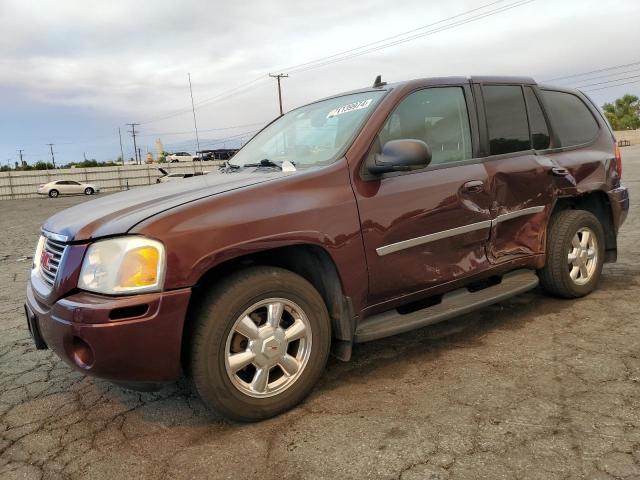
[{"left": 90, "top": 269, "right": 632, "bottom": 427}]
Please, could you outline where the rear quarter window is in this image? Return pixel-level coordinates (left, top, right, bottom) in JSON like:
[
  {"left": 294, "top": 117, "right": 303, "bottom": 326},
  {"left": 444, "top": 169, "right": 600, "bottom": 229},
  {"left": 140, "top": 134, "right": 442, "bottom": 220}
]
[{"left": 540, "top": 90, "right": 599, "bottom": 147}]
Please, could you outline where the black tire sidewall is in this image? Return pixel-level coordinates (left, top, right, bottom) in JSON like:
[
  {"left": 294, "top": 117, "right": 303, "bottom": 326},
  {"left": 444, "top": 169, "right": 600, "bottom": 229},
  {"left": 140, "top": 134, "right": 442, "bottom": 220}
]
[
  {"left": 49, "top": 190, "right": 58, "bottom": 198},
  {"left": 546, "top": 210, "right": 605, "bottom": 297},
  {"left": 85, "top": 187, "right": 93, "bottom": 195},
  {"left": 191, "top": 268, "right": 330, "bottom": 421}
]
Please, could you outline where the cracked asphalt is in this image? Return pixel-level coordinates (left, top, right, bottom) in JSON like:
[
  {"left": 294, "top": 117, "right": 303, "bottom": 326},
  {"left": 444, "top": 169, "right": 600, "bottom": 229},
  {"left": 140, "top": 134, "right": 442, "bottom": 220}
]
[{"left": 1, "top": 147, "right": 639, "bottom": 480}]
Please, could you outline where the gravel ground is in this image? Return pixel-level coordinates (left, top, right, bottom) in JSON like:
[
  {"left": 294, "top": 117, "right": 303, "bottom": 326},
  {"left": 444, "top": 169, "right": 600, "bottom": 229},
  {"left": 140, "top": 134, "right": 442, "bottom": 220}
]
[{"left": 1, "top": 149, "right": 639, "bottom": 480}]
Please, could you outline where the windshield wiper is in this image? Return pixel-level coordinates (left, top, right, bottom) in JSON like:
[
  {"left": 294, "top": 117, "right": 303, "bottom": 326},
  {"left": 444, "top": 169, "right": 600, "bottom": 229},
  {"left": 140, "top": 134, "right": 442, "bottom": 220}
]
[
  {"left": 243, "top": 159, "right": 282, "bottom": 169},
  {"left": 219, "top": 160, "right": 241, "bottom": 172}
]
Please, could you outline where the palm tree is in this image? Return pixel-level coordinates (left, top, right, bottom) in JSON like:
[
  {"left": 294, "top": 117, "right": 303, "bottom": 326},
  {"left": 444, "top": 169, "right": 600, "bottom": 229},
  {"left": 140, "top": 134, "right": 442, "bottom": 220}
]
[{"left": 602, "top": 94, "right": 640, "bottom": 130}]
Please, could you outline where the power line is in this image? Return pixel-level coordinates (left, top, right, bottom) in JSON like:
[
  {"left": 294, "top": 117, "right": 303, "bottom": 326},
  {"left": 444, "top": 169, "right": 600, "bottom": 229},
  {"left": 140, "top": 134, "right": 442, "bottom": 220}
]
[
  {"left": 575, "top": 74, "right": 640, "bottom": 90},
  {"left": 282, "top": 0, "right": 509, "bottom": 74},
  {"left": 139, "top": 75, "right": 269, "bottom": 125},
  {"left": 543, "top": 60, "right": 640, "bottom": 83},
  {"left": 286, "top": 0, "right": 535, "bottom": 75},
  {"left": 583, "top": 78, "right": 640, "bottom": 93},
  {"left": 567, "top": 68, "right": 640, "bottom": 87},
  {"left": 137, "top": 0, "right": 533, "bottom": 125},
  {"left": 139, "top": 121, "right": 268, "bottom": 138}
]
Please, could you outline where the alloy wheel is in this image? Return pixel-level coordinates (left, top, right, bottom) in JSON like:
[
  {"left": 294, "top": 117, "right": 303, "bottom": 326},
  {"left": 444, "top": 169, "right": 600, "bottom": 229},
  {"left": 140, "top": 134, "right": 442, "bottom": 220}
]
[{"left": 224, "top": 298, "right": 312, "bottom": 398}]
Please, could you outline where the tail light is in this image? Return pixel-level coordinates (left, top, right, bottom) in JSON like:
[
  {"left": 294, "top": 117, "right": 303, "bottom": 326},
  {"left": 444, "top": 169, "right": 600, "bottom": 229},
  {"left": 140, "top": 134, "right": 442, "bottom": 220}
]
[
  {"left": 38, "top": 184, "right": 45, "bottom": 189},
  {"left": 614, "top": 144, "right": 622, "bottom": 178}
]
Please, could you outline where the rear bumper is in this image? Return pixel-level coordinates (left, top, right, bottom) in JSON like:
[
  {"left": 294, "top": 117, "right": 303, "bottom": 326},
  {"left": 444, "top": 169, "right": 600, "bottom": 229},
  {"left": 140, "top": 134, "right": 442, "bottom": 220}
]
[
  {"left": 25, "top": 282, "right": 191, "bottom": 383},
  {"left": 607, "top": 185, "right": 630, "bottom": 232}
]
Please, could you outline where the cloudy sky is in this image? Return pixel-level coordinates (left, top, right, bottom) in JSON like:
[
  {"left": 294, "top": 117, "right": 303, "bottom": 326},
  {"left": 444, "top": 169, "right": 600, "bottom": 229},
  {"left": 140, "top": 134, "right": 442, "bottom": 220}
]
[{"left": 1, "top": 0, "right": 639, "bottom": 165}]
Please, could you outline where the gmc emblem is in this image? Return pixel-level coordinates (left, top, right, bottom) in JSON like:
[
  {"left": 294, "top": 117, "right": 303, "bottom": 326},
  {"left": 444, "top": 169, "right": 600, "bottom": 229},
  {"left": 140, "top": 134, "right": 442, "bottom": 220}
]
[{"left": 40, "top": 250, "right": 53, "bottom": 270}]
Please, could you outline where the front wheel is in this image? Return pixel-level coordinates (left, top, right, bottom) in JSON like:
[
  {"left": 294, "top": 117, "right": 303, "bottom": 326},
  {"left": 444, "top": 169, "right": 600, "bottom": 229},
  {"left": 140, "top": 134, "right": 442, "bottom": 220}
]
[
  {"left": 539, "top": 209, "right": 605, "bottom": 298},
  {"left": 48, "top": 189, "right": 59, "bottom": 198},
  {"left": 189, "top": 267, "right": 330, "bottom": 421},
  {"left": 84, "top": 187, "right": 94, "bottom": 195}
]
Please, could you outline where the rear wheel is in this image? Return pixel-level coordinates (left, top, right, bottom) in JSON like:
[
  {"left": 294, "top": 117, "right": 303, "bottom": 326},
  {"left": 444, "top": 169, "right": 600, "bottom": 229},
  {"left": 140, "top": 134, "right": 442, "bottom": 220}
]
[
  {"left": 48, "top": 189, "right": 59, "bottom": 198},
  {"left": 189, "top": 267, "right": 330, "bottom": 421},
  {"left": 84, "top": 187, "right": 94, "bottom": 195},
  {"left": 539, "top": 209, "right": 605, "bottom": 298}
]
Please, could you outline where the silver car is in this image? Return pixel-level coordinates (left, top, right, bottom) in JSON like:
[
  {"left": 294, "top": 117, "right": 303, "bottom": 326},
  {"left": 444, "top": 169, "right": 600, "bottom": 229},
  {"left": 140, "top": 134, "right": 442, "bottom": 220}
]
[{"left": 37, "top": 180, "right": 100, "bottom": 198}]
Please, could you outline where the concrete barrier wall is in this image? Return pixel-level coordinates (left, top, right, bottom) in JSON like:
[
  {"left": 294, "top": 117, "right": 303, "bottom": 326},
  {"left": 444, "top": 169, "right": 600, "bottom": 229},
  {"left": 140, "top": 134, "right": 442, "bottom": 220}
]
[{"left": 0, "top": 161, "right": 222, "bottom": 200}]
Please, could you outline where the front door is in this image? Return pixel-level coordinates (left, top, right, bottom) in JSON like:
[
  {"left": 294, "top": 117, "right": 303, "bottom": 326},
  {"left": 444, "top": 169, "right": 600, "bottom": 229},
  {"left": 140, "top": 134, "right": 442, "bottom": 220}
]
[{"left": 353, "top": 85, "right": 493, "bottom": 306}]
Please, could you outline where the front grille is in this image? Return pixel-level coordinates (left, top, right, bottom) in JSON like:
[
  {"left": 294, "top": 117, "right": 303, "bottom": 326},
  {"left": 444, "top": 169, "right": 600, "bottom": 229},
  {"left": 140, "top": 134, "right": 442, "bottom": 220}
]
[{"left": 40, "top": 237, "right": 67, "bottom": 288}]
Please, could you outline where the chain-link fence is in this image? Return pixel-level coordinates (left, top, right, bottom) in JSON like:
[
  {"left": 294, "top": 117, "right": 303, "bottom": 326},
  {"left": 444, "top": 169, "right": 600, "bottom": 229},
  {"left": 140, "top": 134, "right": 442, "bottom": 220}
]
[{"left": 0, "top": 161, "right": 222, "bottom": 200}]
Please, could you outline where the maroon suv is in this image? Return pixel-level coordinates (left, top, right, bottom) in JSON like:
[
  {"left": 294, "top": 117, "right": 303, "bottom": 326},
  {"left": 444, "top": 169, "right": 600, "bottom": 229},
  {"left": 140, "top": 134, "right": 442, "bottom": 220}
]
[{"left": 25, "top": 76, "right": 629, "bottom": 421}]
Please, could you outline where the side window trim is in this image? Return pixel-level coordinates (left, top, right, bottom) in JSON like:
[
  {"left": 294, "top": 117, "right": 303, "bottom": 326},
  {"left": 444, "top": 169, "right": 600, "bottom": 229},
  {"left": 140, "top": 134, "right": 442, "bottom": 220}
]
[{"left": 522, "top": 85, "right": 552, "bottom": 151}]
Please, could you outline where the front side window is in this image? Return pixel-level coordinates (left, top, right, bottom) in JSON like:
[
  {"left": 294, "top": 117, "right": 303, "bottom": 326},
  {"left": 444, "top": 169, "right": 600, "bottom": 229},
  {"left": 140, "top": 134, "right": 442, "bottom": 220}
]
[
  {"left": 540, "top": 90, "right": 599, "bottom": 147},
  {"left": 378, "top": 87, "right": 472, "bottom": 165},
  {"left": 483, "top": 85, "right": 531, "bottom": 155},
  {"left": 524, "top": 87, "right": 550, "bottom": 150},
  {"left": 230, "top": 91, "right": 385, "bottom": 169}
]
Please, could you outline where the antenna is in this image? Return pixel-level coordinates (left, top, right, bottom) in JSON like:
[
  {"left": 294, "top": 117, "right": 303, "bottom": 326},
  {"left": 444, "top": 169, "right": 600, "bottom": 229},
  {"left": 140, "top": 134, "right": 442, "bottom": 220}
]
[{"left": 373, "top": 75, "right": 387, "bottom": 88}]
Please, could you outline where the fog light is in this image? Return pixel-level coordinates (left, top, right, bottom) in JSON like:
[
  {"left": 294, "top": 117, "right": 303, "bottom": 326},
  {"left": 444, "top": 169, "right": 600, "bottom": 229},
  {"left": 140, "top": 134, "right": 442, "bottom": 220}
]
[{"left": 71, "top": 337, "right": 94, "bottom": 369}]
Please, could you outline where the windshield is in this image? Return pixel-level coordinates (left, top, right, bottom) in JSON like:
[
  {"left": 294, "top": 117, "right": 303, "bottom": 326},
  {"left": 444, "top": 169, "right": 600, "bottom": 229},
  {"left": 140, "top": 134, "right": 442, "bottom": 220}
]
[{"left": 230, "top": 91, "right": 385, "bottom": 168}]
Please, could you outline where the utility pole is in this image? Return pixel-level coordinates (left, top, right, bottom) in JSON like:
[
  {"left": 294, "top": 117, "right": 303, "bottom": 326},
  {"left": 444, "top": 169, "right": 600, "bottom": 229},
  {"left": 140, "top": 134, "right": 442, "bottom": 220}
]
[
  {"left": 138, "top": 147, "right": 142, "bottom": 165},
  {"left": 118, "top": 127, "right": 125, "bottom": 163},
  {"left": 127, "top": 123, "right": 140, "bottom": 164},
  {"left": 18, "top": 149, "right": 24, "bottom": 167},
  {"left": 188, "top": 73, "right": 201, "bottom": 154},
  {"left": 46, "top": 144, "right": 56, "bottom": 168},
  {"left": 269, "top": 73, "right": 289, "bottom": 116},
  {"left": 83, "top": 152, "right": 88, "bottom": 161}
]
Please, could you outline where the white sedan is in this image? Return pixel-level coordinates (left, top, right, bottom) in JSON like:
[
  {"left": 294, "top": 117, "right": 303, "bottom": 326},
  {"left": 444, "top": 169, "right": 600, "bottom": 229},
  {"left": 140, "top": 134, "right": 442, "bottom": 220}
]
[{"left": 37, "top": 180, "right": 100, "bottom": 198}]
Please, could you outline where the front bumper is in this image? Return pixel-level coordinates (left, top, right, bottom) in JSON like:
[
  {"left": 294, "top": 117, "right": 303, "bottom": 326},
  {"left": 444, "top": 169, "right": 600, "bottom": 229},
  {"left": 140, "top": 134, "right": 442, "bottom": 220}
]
[{"left": 25, "top": 282, "right": 191, "bottom": 383}]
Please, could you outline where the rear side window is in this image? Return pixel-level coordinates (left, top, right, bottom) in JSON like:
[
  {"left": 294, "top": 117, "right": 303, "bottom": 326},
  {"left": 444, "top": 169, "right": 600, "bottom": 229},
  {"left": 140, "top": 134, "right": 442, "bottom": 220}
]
[
  {"left": 540, "top": 90, "right": 599, "bottom": 147},
  {"left": 483, "top": 85, "right": 531, "bottom": 155},
  {"left": 524, "top": 87, "right": 550, "bottom": 150},
  {"left": 378, "top": 86, "right": 472, "bottom": 165}
]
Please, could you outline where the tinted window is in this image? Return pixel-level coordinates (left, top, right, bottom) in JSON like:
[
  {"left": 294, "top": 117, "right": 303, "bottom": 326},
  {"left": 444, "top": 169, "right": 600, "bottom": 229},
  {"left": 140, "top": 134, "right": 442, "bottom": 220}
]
[
  {"left": 524, "top": 87, "right": 550, "bottom": 150},
  {"left": 483, "top": 85, "right": 531, "bottom": 155},
  {"left": 541, "top": 90, "right": 599, "bottom": 147},
  {"left": 379, "top": 87, "right": 472, "bottom": 165}
]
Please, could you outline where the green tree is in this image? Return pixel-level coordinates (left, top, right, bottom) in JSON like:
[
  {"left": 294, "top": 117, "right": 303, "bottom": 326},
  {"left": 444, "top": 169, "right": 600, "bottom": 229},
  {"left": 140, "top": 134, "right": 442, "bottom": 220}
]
[{"left": 602, "top": 94, "right": 640, "bottom": 130}]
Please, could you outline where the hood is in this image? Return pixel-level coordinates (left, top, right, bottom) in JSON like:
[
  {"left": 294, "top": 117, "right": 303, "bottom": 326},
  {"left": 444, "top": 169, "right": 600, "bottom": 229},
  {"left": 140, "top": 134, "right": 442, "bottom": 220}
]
[{"left": 43, "top": 170, "right": 285, "bottom": 241}]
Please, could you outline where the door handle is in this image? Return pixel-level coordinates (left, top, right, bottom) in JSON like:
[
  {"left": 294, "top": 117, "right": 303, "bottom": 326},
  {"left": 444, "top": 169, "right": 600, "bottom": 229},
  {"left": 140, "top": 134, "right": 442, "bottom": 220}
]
[
  {"left": 551, "top": 167, "right": 570, "bottom": 176},
  {"left": 461, "top": 180, "right": 484, "bottom": 193}
]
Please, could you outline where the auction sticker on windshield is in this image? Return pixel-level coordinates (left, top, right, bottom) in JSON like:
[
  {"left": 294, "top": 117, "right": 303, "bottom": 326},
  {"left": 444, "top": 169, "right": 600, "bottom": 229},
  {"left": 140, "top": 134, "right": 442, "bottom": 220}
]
[{"left": 327, "top": 99, "right": 372, "bottom": 118}]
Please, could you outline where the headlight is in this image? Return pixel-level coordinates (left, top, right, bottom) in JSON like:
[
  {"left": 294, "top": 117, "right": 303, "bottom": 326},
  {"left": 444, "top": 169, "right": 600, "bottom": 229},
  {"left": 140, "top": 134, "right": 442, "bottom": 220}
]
[{"left": 78, "top": 236, "right": 165, "bottom": 295}]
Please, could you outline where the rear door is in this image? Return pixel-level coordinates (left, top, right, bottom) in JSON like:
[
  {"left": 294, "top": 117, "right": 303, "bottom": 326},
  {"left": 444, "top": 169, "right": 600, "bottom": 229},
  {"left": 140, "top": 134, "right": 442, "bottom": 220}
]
[
  {"left": 67, "top": 181, "right": 83, "bottom": 194},
  {"left": 477, "top": 83, "right": 555, "bottom": 262},
  {"left": 354, "top": 85, "right": 494, "bottom": 305}
]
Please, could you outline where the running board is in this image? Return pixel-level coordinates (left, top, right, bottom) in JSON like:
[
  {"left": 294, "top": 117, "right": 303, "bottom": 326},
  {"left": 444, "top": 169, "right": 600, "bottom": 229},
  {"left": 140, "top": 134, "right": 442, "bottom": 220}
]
[{"left": 354, "top": 269, "right": 539, "bottom": 343}]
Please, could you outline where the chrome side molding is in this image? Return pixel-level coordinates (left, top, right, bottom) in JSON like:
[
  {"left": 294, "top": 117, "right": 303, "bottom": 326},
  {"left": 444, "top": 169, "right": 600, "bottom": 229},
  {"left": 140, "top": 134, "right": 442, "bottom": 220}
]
[
  {"left": 376, "top": 220, "right": 492, "bottom": 256},
  {"left": 492, "top": 205, "right": 545, "bottom": 224},
  {"left": 376, "top": 205, "right": 545, "bottom": 256}
]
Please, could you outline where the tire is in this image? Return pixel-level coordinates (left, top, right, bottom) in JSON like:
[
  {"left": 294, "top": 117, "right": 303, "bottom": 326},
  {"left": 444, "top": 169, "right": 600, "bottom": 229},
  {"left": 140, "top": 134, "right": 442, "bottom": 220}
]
[
  {"left": 539, "top": 209, "right": 605, "bottom": 298},
  {"left": 48, "top": 189, "right": 59, "bottom": 198},
  {"left": 84, "top": 187, "right": 94, "bottom": 195},
  {"left": 189, "top": 266, "right": 331, "bottom": 421}
]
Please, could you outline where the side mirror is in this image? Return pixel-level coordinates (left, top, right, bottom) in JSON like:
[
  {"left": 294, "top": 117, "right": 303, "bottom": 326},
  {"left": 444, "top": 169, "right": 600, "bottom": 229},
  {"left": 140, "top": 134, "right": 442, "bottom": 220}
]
[{"left": 368, "top": 139, "right": 432, "bottom": 175}]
